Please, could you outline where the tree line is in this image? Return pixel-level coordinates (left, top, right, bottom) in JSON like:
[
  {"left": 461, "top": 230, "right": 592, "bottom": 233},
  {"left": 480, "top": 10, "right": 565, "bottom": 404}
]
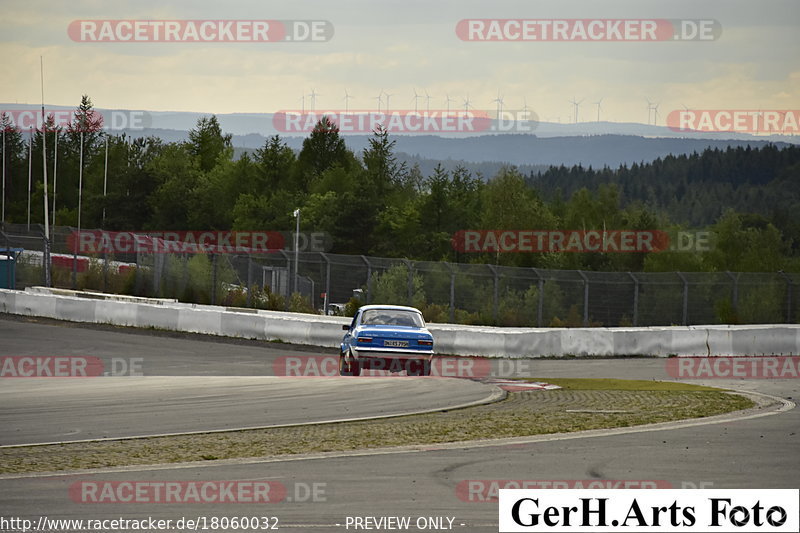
[{"left": 2, "top": 96, "right": 799, "bottom": 274}]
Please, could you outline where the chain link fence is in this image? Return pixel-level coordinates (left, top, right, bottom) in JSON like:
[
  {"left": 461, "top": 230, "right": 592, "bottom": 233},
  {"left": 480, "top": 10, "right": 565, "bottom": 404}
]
[{"left": 2, "top": 223, "right": 798, "bottom": 327}]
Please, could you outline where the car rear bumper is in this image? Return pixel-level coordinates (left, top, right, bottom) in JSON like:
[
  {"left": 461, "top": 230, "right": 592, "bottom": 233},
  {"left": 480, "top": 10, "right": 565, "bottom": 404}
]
[{"left": 352, "top": 346, "right": 434, "bottom": 359}]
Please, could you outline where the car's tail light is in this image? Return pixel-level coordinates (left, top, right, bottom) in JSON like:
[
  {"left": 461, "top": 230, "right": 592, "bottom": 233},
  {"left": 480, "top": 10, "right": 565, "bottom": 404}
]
[
  {"left": 357, "top": 337, "right": 372, "bottom": 343},
  {"left": 418, "top": 339, "right": 433, "bottom": 346}
]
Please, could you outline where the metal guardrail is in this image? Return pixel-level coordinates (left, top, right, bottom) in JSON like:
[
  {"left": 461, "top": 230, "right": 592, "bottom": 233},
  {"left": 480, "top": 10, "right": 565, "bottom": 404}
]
[{"left": 2, "top": 223, "right": 798, "bottom": 327}]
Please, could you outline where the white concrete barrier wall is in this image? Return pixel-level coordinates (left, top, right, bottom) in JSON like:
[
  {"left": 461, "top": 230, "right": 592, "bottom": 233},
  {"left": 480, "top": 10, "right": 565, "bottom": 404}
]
[{"left": 1, "top": 288, "right": 798, "bottom": 357}]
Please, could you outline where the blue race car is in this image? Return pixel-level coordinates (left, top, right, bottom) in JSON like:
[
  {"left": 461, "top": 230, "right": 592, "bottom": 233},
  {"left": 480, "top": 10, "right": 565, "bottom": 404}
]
[{"left": 339, "top": 305, "right": 435, "bottom": 376}]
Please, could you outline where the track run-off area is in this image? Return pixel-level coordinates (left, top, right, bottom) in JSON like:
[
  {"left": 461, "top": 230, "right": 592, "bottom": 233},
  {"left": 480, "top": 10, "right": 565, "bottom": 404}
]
[{"left": 0, "top": 315, "right": 797, "bottom": 532}]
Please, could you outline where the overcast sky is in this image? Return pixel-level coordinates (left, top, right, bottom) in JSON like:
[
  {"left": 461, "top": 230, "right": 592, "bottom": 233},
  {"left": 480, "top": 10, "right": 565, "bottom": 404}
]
[{"left": 1, "top": 0, "right": 798, "bottom": 124}]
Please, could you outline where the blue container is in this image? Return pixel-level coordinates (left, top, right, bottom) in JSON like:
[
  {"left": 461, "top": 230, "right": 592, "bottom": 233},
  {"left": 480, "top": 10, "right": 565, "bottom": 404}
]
[{"left": 0, "top": 249, "right": 22, "bottom": 289}]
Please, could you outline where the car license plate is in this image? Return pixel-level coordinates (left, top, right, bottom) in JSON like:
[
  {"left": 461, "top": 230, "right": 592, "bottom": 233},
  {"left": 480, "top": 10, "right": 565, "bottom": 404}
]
[{"left": 384, "top": 340, "right": 409, "bottom": 348}]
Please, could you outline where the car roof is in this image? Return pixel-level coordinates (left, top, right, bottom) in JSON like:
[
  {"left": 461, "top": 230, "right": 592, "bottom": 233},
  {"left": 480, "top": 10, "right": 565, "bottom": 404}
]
[{"left": 358, "top": 305, "right": 422, "bottom": 313}]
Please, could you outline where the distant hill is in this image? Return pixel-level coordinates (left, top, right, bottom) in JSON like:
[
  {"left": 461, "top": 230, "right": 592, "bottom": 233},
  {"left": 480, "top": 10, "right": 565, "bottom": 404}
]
[
  {"left": 230, "top": 130, "right": 793, "bottom": 170},
  {"left": 4, "top": 102, "right": 797, "bottom": 170}
]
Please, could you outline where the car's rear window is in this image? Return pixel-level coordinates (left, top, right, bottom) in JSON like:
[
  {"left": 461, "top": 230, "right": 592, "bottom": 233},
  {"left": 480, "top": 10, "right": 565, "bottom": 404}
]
[{"left": 361, "top": 309, "right": 424, "bottom": 328}]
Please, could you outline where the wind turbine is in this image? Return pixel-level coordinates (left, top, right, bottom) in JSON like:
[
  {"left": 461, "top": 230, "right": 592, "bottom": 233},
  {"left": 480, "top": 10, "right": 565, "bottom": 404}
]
[
  {"left": 463, "top": 94, "right": 474, "bottom": 113},
  {"left": 299, "top": 93, "right": 305, "bottom": 113},
  {"left": 374, "top": 91, "right": 383, "bottom": 112},
  {"left": 445, "top": 93, "right": 455, "bottom": 113},
  {"left": 593, "top": 98, "right": 603, "bottom": 122},
  {"left": 521, "top": 96, "right": 531, "bottom": 114},
  {"left": 775, "top": 110, "right": 788, "bottom": 134},
  {"left": 343, "top": 89, "right": 353, "bottom": 112},
  {"left": 492, "top": 91, "right": 504, "bottom": 120},
  {"left": 569, "top": 97, "right": 584, "bottom": 123},
  {"left": 651, "top": 102, "right": 660, "bottom": 125},
  {"left": 646, "top": 98, "right": 659, "bottom": 125},
  {"left": 308, "top": 88, "right": 319, "bottom": 111},
  {"left": 412, "top": 89, "right": 421, "bottom": 113},
  {"left": 424, "top": 90, "right": 432, "bottom": 113},
  {"left": 383, "top": 91, "right": 394, "bottom": 113}
]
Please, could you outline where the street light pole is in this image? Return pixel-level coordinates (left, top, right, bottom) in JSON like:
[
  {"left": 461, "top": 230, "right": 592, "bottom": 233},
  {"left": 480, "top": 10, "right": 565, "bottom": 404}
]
[
  {"left": 2, "top": 127, "right": 5, "bottom": 226},
  {"left": 27, "top": 129, "right": 32, "bottom": 229},
  {"left": 102, "top": 134, "right": 108, "bottom": 227},
  {"left": 52, "top": 130, "right": 57, "bottom": 226},
  {"left": 72, "top": 130, "right": 84, "bottom": 289},
  {"left": 293, "top": 208, "right": 300, "bottom": 295}
]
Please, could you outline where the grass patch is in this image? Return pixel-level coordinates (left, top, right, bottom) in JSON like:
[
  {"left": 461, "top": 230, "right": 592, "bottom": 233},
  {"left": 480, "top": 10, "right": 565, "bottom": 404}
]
[{"left": 0, "top": 379, "right": 758, "bottom": 475}]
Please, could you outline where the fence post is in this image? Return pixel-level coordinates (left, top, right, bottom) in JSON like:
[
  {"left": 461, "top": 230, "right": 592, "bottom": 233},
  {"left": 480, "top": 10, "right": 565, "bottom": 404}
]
[
  {"left": 361, "top": 255, "right": 371, "bottom": 303},
  {"left": 3, "top": 231, "right": 9, "bottom": 290},
  {"left": 532, "top": 268, "right": 544, "bottom": 327},
  {"left": 628, "top": 272, "right": 639, "bottom": 326},
  {"left": 278, "top": 250, "right": 290, "bottom": 309},
  {"left": 577, "top": 270, "right": 589, "bottom": 327},
  {"left": 71, "top": 226, "right": 78, "bottom": 290},
  {"left": 487, "top": 265, "right": 499, "bottom": 324},
  {"left": 404, "top": 259, "right": 413, "bottom": 306},
  {"left": 181, "top": 254, "right": 188, "bottom": 298},
  {"left": 778, "top": 271, "right": 793, "bottom": 323},
  {"left": 677, "top": 271, "right": 689, "bottom": 326},
  {"left": 446, "top": 262, "right": 456, "bottom": 323},
  {"left": 320, "top": 253, "right": 331, "bottom": 313},
  {"left": 43, "top": 230, "right": 51, "bottom": 287},
  {"left": 102, "top": 247, "right": 109, "bottom": 293},
  {"left": 726, "top": 271, "right": 738, "bottom": 315},
  {"left": 153, "top": 253, "right": 162, "bottom": 297},
  {"left": 246, "top": 254, "right": 253, "bottom": 307},
  {"left": 210, "top": 253, "right": 217, "bottom": 306},
  {"left": 134, "top": 260, "right": 142, "bottom": 296}
]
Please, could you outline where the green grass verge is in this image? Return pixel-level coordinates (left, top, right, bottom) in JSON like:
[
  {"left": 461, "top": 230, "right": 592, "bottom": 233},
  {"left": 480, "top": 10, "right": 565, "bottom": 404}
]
[{"left": 0, "top": 380, "right": 757, "bottom": 475}]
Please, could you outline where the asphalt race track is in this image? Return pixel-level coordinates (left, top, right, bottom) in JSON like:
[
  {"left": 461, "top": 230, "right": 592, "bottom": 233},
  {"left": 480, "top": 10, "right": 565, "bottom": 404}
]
[
  {"left": 0, "top": 376, "right": 503, "bottom": 446},
  {"left": 1, "top": 315, "right": 798, "bottom": 532},
  {"left": 0, "top": 318, "right": 500, "bottom": 446}
]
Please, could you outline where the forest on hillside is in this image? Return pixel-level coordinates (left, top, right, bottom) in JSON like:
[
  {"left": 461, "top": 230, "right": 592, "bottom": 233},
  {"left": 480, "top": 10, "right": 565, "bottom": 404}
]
[{"left": 2, "top": 97, "right": 799, "bottom": 275}]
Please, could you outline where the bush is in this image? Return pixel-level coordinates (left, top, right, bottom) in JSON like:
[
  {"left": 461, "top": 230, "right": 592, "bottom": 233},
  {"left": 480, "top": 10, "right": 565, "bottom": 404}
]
[
  {"left": 289, "top": 292, "right": 316, "bottom": 314},
  {"left": 421, "top": 302, "right": 449, "bottom": 323},
  {"left": 223, "top": 287, "right": 248, "bottom": 308},
  {"left": 715, "top": 298, "right": 740, "bottom": 324},
  {"left": 249, "top": 284, "right": 285, "bottom": 311},
  {"left": 344, "top": 296, "right": 363, "bottom": 317},
  {"left": 454, "top": 308, "right": 482, "bottom": 325},
  {"left": 370, "top": 264, "right": 426, "bottom": 308}
]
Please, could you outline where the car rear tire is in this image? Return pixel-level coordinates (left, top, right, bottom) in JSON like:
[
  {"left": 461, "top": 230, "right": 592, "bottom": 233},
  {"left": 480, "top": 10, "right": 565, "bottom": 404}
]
[
  {"left": 419, "top": 359, "right": 432, "bottom": 376},
  {"left": 339, "top": 351, "right": 361, "bottom": 376},
  {"left": 407, "top": 359, "right": 431, "bottom": 377}
]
